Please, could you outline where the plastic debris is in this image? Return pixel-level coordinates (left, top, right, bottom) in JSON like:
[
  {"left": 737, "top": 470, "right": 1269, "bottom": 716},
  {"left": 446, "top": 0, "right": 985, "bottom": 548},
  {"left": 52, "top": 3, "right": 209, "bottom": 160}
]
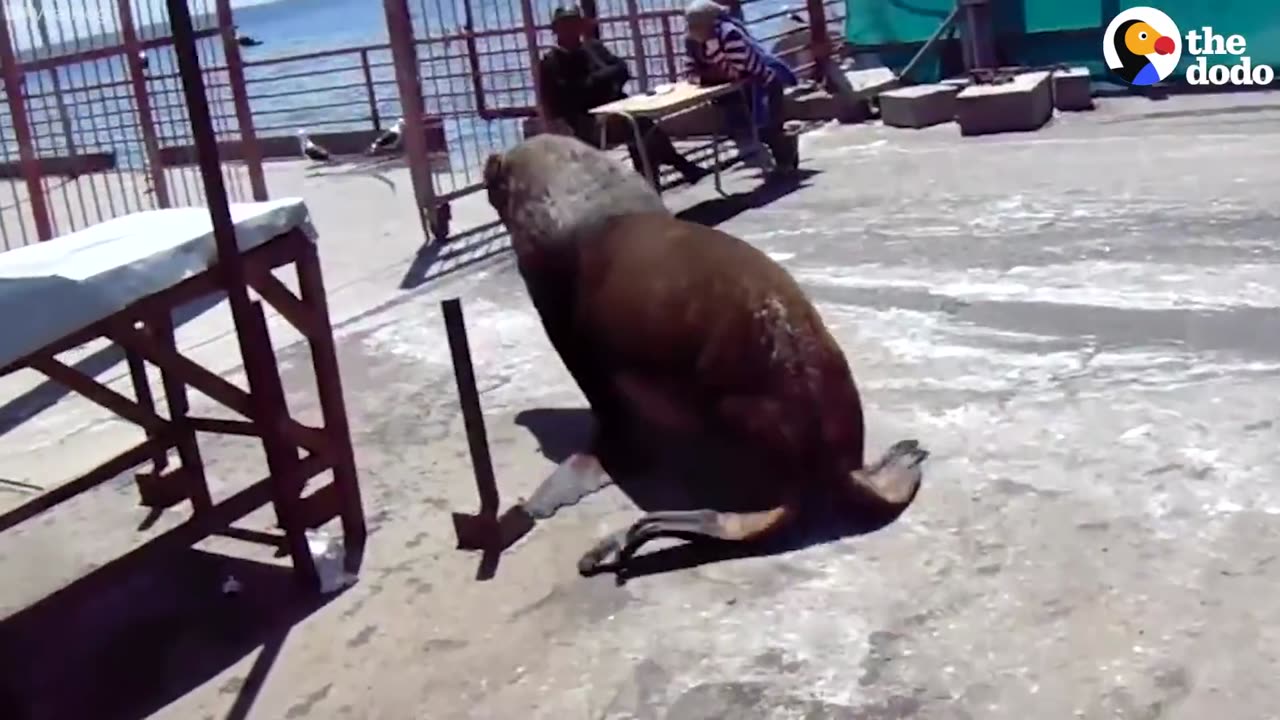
[
  {"left": 307, "top": 530, "right": 356, "bottom": 594},
  {"left": 221, "top": 575, "right": 242, "bottom": 595}
]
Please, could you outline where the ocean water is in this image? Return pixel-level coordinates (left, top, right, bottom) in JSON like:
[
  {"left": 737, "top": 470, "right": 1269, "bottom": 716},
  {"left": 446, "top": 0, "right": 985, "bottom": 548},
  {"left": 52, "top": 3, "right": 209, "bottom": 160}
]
[{"left": 1, "top": 0, "right": 828, "bottom": 184}]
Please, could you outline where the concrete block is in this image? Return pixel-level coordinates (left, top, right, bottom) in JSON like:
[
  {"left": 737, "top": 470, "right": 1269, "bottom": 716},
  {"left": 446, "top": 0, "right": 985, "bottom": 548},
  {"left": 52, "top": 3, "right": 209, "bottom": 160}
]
[
  {"left": 955, "top": 71, "right": 1053, "bottom": 136},
  {"left": 1053, "top": 66, "right": 1095, "bottom": 111},
  {"left": 824, "top": 66, "right": 896, "bottom": 122},
  {"left": 842, "top": 67, "right": 900, "bottom": 97},
  {"left": 879, "top": 84, "right": 960, "bottom": 129}
]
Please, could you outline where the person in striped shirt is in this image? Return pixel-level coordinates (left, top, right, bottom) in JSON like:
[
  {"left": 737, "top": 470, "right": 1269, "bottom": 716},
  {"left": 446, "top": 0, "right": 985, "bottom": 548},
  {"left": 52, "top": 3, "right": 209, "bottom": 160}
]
[{"left": 683, "top": 0, "right": 799, "bottom": 172}]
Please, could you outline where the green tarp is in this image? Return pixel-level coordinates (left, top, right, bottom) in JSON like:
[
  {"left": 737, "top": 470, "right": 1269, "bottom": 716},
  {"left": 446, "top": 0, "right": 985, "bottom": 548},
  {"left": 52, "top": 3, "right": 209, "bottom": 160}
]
[{"left": 844, "top": 0, "right": 1280, "bottom": 83}]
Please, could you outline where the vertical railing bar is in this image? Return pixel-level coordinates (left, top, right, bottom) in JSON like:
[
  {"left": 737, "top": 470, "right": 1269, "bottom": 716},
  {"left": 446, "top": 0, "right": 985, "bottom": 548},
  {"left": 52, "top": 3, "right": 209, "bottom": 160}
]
[
  {"left": 215, "top": 0, "right": 267, "bottom": 201},
  {"left": 29, "top": 0, "right": 77, "bottom": 159},
  {"left": 624, "top": 0, "right": 649, "bottom": 90},
  {"left": 44, "top": 0, "right": 96, "bottom": 227},
  {"left": 384, "top": 0, "right": 440, "bottom": 243},
  {"left": 359, "top": 48, "right": 381, "bottom": 131},
  {"left": 74, "top": 1, "right": 126, "bottom": 218},
  {"left": 0, "top": 0, "right": 54, "bottom": 241},
  {"left": 119, "top": 0, "right": 171, "bottom": 207}
]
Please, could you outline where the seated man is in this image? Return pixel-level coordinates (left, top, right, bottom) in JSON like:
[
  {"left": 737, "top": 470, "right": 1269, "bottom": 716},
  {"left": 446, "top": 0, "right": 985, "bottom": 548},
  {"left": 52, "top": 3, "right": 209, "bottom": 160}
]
[
  {"left": 538, "top": 5, "right": 708, "bottom": 186},
  {"left": 683, "top": 0, "right": 799, "bottom": 172}
]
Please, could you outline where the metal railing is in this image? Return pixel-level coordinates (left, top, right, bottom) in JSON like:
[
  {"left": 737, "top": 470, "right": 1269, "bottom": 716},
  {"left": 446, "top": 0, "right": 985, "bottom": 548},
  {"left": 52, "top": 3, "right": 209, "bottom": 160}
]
[
  {"left": 0, "top": 0, "right": 259, "bottom": 252},
  {"left": 1, "top": 0, "right": 846, "bottom": 252}
]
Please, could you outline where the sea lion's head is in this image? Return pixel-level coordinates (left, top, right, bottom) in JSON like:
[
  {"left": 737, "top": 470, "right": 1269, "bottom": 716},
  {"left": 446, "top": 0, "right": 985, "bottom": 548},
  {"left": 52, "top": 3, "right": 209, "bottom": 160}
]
[{"left": 483, "top": 134, "right": 665, "bottom": 261}]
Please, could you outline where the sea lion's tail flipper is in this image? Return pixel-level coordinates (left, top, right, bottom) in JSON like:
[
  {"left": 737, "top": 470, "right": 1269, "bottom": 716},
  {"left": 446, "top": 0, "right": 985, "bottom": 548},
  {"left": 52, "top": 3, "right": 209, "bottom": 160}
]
[
  {"left": 577, "top": 504, "right": 797, "bottom": 576},
  {"left": 849, "top": 439, "right": 928, "bottom": 509}
]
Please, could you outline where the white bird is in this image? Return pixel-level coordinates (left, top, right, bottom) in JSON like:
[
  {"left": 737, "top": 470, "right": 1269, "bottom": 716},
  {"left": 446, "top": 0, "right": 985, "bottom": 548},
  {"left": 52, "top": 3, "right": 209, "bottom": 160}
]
[
  {"left": 366, "top": 117, "right": 406, "bottom": 155},
  {"left": 296, "top": 129, "right": 331, "bottom": 162}
]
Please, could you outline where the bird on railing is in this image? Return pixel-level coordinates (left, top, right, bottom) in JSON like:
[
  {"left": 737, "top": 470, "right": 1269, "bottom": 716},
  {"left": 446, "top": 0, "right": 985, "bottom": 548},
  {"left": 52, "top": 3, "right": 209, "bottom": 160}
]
[
  {"left": 366, "top": 117, "right": 406, "bottom": 156},
  {"left": 297, "top": 129, "right": 332, "bottom": 162},
  {"left": 138, "top": 50, "right": 149, "bottom": 72}
]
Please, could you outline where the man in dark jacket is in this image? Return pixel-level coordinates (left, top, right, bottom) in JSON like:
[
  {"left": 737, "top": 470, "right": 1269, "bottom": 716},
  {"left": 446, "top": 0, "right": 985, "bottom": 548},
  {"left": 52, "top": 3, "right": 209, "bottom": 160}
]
[{"left": 538, "top": 6, "right": 707, "bottom": 186}]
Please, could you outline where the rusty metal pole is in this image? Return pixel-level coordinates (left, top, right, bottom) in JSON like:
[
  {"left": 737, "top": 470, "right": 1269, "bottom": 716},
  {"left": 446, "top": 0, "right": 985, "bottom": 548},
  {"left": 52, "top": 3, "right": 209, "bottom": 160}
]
[
  {"left": 383, "top": 0, "right": 440, "bottom": 242},
  {"left": 660, "top": 15, "right": 678, "bottom": 81},
  {"left": 0, "top": 0, "right": 53, "bottom": 242},
  {"left": 215, "top": 0, "right": 268, "bottom": 200},
  {"left": 804, "top": 0, "right": 833, "bottom": 78},
  {"left": 118, "top": 0, "right": 171, "bottom": 207}
]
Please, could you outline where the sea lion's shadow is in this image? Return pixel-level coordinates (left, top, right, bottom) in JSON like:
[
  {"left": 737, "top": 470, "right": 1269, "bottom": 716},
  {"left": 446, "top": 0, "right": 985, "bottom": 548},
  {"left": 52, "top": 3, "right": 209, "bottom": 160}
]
[{"left": 513, "top": 406, "right": 902, "bottom": 579}]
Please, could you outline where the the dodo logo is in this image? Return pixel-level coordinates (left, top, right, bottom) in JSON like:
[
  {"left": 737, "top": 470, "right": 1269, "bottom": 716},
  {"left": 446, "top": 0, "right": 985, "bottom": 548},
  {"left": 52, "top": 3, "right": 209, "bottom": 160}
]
[{"left": 1103, "top": 7, "right": 1181, "bottom": 86}]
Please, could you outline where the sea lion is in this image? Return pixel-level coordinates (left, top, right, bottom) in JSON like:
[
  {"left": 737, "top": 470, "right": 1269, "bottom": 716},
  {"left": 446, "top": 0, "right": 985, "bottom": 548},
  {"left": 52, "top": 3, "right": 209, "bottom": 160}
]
[{"left": 484, "top": 134, "right": 928, "bottom": 575}]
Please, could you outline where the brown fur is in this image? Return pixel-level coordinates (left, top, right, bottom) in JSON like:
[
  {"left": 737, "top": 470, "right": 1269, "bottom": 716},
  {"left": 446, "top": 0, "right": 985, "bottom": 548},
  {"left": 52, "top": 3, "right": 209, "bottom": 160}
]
[{"left": 485, "top": 134, "right": 927, "bottom": 574}]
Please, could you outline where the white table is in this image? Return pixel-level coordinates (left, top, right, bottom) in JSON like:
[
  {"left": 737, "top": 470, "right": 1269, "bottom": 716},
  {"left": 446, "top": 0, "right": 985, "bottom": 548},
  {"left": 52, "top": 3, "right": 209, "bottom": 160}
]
[
  {"left": 0, "top": 197, "right": 366, "bottom": 592},
  {"left": 590, "top": 81, "right": 746, "bottom": 194},
  {"left": 0, "top": 198, "right": 314, "bottom": 370}
]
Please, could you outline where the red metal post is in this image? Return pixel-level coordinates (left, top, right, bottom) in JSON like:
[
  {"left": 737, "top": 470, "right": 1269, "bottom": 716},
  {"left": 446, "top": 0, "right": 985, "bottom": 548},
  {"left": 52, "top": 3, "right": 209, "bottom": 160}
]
[
  {"left": 518, "top": 0, "right": 545, "bottom": 122},
  {"left": 215, "top": 0, "right": 269, "bottom": 201},
  {"left": 118, "top": 0, "right": 172, "bottom": 207},
  {"left": 0, "top": 1, "right": 53, "bottom": 242},
  {"left": 624, "top": 0, "right": 649, "bottom": 90},
  {"left": 383, "top": 0, "right": 440, "bottom": 242},
  {"left": 805, "top": 0, "right": 833, "bottom": 70}
]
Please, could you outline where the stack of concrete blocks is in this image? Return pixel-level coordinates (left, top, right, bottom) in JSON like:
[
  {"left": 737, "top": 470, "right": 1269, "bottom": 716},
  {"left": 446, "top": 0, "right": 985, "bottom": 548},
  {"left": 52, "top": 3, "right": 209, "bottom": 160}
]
[
  {"left": 955, "top": 70, "right": 1054, "bottom": 136},
  {"left": 823, "top": 66, "right": 899, "bottom": 123},
  {"left": 878, "top": 83, "right": 961, "bottom": 128}
]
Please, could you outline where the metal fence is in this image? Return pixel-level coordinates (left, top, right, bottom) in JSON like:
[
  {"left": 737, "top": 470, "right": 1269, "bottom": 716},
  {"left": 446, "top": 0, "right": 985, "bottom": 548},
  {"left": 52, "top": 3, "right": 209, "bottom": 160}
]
[
  {"left": 1, "top": 0, "right": 844, "bottom": 252},
  {"left": 0, "top": 0, "right": 264, "bottom": 252}
]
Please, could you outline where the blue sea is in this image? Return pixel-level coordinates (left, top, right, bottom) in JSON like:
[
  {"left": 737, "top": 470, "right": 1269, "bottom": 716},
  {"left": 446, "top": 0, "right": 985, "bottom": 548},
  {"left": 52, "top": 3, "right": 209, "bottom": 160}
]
[{"left": 2, "top": 0, "right": 830, "bottom": 189}]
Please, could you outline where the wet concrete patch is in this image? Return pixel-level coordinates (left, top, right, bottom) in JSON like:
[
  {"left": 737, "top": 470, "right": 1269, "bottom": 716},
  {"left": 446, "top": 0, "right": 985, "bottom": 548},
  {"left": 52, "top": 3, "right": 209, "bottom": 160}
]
[
  {"left": 508, "top": 579, "right": 632, "bottom": 625},
  {"left": 346, "top": 624, "right": 377, "bottom": 648},
  {"left": 664, "top": 681, "right": 860, "bottom": 720},
  {"left": 284, "top": 683, "right": 332, "bottom": 719},
  {"left": 859, "top": 631, "right": 904, "bottom": 687}
]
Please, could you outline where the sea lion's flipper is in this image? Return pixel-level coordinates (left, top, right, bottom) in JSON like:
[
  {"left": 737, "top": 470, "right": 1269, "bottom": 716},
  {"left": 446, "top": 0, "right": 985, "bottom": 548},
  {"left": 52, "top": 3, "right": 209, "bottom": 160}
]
[
  {"left": 848, "top": 439, "right": 928, "bottom": 509},
  {"left": 521, "top": 452, "right": 615, "bottom": 520},
  {"left": 577, "top": 504, "right": 796, "bottom": 576}
]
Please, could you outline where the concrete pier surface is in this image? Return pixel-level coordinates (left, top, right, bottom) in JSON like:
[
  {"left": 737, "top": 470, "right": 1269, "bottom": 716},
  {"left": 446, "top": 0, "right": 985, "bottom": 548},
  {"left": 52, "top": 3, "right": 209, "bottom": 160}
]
[{"left": 1, "top": 92, "right": 1279, "bottom": 719}]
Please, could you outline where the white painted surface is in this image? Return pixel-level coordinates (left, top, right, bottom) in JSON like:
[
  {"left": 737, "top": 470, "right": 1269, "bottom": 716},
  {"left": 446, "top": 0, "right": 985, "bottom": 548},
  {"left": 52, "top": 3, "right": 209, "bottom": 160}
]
[{"left": 0, "top": 197, "right": 313, "bottom": 368}]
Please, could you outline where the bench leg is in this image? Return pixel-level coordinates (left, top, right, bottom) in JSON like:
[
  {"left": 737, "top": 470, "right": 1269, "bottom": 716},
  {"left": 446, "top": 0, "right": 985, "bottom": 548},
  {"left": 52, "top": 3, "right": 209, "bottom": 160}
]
[
  {"left": 619, "top": 112, "right": 655, "bottom": 187},
  {"left": 239, "top": 298, "right": 320, "bottom": 589},
  {"left": 152, "top": 311, "right": 213, "bottom": 514}
]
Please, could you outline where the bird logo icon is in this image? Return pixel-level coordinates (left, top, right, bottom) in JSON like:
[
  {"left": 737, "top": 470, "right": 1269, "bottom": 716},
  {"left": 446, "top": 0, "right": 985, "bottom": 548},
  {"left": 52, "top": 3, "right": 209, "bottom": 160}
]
[{"left": 1103, "top": 7, "right": 1182, "bottom": 86}]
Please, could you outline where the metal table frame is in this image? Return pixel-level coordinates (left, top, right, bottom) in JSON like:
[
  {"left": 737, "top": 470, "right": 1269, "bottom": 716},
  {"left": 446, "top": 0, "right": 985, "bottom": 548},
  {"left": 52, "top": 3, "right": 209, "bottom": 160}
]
[
  {"left": 0, "top": 227, "right": 367, "bottom": 591},
  {"left": 590, "top": 81, "right": 751, "bottom": 195}
]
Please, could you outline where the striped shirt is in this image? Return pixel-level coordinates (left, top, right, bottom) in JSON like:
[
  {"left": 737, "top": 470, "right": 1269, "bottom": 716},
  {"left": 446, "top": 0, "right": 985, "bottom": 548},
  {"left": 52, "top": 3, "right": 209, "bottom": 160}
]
[{"left": 684, "top": 20, "right": 776, "bottom": 84}]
